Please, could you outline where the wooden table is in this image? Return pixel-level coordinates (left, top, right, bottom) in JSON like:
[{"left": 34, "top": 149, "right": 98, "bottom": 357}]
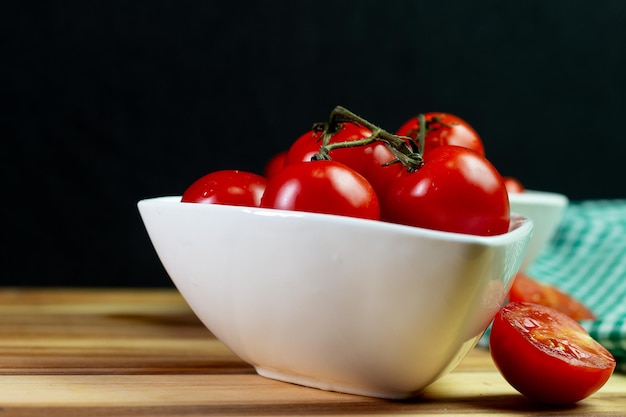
[{"left": 0, "top": 288, "right": 624, "bottom": 416}]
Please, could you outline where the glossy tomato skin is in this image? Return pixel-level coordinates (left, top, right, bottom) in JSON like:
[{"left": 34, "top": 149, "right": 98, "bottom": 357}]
[
  {"left": 264, "top": 151, "right": 287, "bottom": 180},
  {"left": 285, "top": 123, "right": 403, "bottom": 200},
  {"left": 260, "top": 160, "right": 380, "bottom": 221},
  {"left": 181, "top": 170, "right": 267, "bottom": 207},
  {"left": 396, "top": 112, "right": 485, "bottom": 156},
  {"left": 285, "top": 128, "right": 333, "bottom": 165},
  {"left": 509, "top": 272, "right": 596, "bottom": 321},
  {"left": 382, "top": 146, "right": 510, "bottom": 236},
  {"left": 490, "top": 302, "right": 616, "bottom": 405}
]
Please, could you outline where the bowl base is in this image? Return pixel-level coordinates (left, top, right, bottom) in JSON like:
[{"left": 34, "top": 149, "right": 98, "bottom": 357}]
[{"left": 254, "top": 366, "right": 423, "bottom": 400}]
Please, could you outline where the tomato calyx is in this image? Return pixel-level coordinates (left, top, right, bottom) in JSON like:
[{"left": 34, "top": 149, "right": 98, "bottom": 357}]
[{"left": 311, "top": 106, "right": 424, "bottom": 172}]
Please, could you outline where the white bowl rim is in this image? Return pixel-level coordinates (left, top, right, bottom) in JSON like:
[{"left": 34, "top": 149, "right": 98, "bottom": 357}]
[{"left": 138, "top": 196, "right": 533, "bottom": 246}]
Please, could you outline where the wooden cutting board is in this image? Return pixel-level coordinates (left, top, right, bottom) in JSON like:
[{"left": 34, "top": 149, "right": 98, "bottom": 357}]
[{"left": 0, "top": 288, "right": 624, "bottom": 416}]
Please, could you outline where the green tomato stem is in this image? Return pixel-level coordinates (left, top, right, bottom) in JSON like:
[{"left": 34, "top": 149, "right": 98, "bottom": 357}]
[
  {"left": 312, "top": 106, "right": 424, "bottom": 171},
  {"left": 417, "top": 113, "right": 427, "bottom": 156}
]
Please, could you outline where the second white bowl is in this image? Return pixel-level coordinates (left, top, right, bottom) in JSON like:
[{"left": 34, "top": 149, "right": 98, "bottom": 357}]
[{"left": 509, "top": 190, "right": 569, "bottom": 271}]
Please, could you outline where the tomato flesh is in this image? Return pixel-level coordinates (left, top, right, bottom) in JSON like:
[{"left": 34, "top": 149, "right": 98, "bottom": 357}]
[{"left": 490, "top": 302, "right": 615, "bottom": 404}]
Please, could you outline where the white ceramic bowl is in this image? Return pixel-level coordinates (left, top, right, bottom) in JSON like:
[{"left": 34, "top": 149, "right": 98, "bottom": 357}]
[
  {"left": 138, "top": 196, "right": 533, "bottom": 399},
  {"left": 509, "top": 190, "right": 569, "bottom": 271}
]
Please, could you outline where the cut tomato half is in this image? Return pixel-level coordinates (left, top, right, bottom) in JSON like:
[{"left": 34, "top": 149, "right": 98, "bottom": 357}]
[{"left": 490, "top": 302, "right": 616, "bottom": 404}]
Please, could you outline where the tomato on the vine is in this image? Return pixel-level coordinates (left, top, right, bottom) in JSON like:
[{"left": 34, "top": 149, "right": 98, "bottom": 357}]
[
  {"left": 490, "top": 302, "right": 615, "bottom": 404},
  {"left": 285, "top": 123, "right": 404, "bottom": 199},
  {"left": 396, "top": 112, "right": 485, "bottom": 156},
  {"left": 181, "top": 170, "right": 267, "bottom": 207},
  {"left": 260, "top": 160, "right": 380, "bottom": 221},
  {"left": 508, "top": 272, "right": 596, "bottom": 321},
  {"left": 382, "top": 145, "right": 510, "bottom": 236}
]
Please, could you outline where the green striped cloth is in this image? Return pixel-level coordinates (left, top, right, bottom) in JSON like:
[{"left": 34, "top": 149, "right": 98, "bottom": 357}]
[{"left": 480, "top": 200, "right": 626, "bottom": 373}]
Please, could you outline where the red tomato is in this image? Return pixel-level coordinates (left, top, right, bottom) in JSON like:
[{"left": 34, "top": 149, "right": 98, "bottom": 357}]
[
  {"left": 503, "top": 176, "right": 525, "bottom": 193},
  {"left": 490, "top": 302, "right": 616, "bottom": 404},
  {"left": 260, "top": 160, "right": 380, "bottom": 221},
  {"left": 285, "top": 128, "right": 334, "bottom": 165},
  {"left": 181, "top": 170, "right": 267, "bottom": 207},
  {"left": 382, "top": 146, "right": 510, "bottom": 236},
  {"left": 509, "top": 272, "right": 596, "bottom": 321},
  {"left": 285, "top": 123, "right": 404, "bottom": 199},
  {"left": 396, "top": 112, "right": 485, "bottom": 156},
  {"left": 264, "top": 151, "right": 287, "bottom": 180}
]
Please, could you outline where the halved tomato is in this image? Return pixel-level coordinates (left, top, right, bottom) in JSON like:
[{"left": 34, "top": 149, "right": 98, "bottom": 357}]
[{"left": 490, "top": 302, "right": 615, "bottom": 404}]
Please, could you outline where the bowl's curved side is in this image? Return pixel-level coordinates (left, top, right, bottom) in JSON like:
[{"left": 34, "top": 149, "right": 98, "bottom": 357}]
[{"left": 138, "top": 197, "right": 533, "bottom": 399}]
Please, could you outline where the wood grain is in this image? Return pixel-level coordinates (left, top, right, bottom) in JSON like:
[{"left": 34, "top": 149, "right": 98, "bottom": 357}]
[{"left": 0, "top": 288, "right": 624, "bottom": 416}]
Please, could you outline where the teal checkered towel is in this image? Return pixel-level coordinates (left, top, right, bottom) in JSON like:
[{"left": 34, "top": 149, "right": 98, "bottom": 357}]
[{"left": 481, "top": 199, "right": 626, "bottom": 372}]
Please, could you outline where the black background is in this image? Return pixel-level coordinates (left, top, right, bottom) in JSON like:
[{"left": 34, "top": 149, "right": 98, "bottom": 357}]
[{"left": 3, "top": 1, "right": 625, "bottom": 287}]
